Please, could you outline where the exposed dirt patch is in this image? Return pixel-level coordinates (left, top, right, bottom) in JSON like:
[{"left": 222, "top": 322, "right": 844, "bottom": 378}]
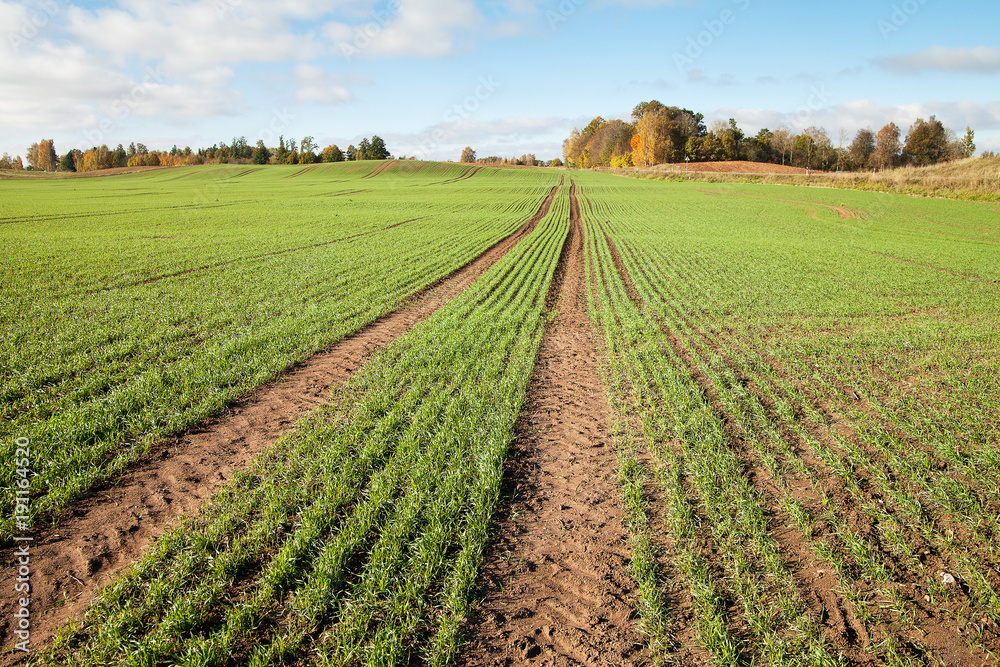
[
  {"left": 459, "top": 183, "right": 645, "bottom": 666},
  {"left": 0, "top": 185, "right": 559, "bottom": 665},
  {"left": 653, "top": 160, "right": 812, "bottom": 175}
]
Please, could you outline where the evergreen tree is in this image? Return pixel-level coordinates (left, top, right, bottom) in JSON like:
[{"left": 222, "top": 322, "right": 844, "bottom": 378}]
[
  {"left": 368, "top": 135, "right": 390, "bottom": 160},
  {"left": 252, "top": 140, "right": 271, "bottom": 165}
]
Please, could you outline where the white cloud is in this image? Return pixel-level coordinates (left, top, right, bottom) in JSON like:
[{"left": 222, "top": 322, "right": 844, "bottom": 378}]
[
  {"left": 709, "top": 99, "right": 1000, "bottom": 137},
  {"left": 293, "top": 64, "right": 367, "bottom": 105},
  {"left": 874, "top": 46, "right": 1000, "bottom": 74},
  {"left": 0, "top": 13, "right": 241, "bottom": 142},
  {"left": 687, "top": 69, "right": 736, "bottom": 86},
  {"left": 593, "top": 0, "right": 697, "bottom": 6},
  {"left": 325, "top": 0, "right": 482, "bottom": 58},
  {"left": 64, "top": 2, "right": 327, "bottom": 73}
]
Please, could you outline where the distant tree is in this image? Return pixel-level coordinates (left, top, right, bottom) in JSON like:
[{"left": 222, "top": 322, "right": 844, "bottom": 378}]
[
  {"left": 745, "top": 128, "right": 774, "bottom": 163},
  {"left": 357, "top": 138, "right": 371, "bottom": 160},
  {"left": 549, "top": 157, "right": 563, "bottom": 167},
  {"left": 252, "top": 140, "right": 270, "bottom": 165},
  {"left": 960, "top": 127, "right": 976, "bottom": 159},
  {"left": 346, "top": 144, "right": 357, "bottom": 161},
  {"left": 0, "top": 153, "right": 12, "bottom": 169},
  {"left": 298, "top": 136, "right": 318, "bottom": 164},
  {"left": 460, "top": 146, "right": 476, "bottom": 163},
  {"left": 849, "top": 128, "right": 876, "bottom": 170},
  {"left": 321, "top": 144, "right": 344, "bottom": 162},
  {"left": 60, "top": 149, "right": 77, "bottom": 171},
  {"left": 587, "top": 119, "right": 634, "bottom": 166},
  {"left": 701, "top": 127, "right": 726, "bottom": 162},
  {"left": 720, "top": 118, "right": 745, "bottom": 161},
  {"left": 13, "top": 155, "right": 23, "bottom": 170},
  {"left": 368, "top": 135, "right": 390, "bottom": 160},
  {"left": 231, "top": 137, "right": 251, "bottom": 161},
  {"left": 633, "top": 113, "right": 659, "bottom": 166},
  {"left": 631, "top": 100, "right": 665, "bottom": 121},
  {"left": 274, "top": 136, "right": 289, "bottom": 164},
  {"left": 805, "top": 127, "right": 833, "bottom": 170},
  {"left": 112, "top": 143, "right": 128, "bottom": 168},
  {"left": 837, "top": 128, "right": 849, "bottom": 171},
  {"left": 770, "top": 128, "right": 794, "bottom": 165},
  {"left": 902, "top": 116, "right": 949, "bottom": 166},
  {"left": 792, "top": 132, "right": 816, "bottom": 169},
  {"left": 873, "top": 122, "right": 902, "bottom": 171},
  {"left": 27, "top": 139, "right": 58, "bottom": 171}
]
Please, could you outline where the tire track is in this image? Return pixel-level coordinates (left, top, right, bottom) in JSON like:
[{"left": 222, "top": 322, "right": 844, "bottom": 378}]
[
  {"left": 0, "top": 184, "right": 560, "bottom": 663},
  {"left": 361, "top": 160, "right": 397, "bottom": 179},
  {"left": 460, "top": 182, "right": 645, "bottom": 667}
]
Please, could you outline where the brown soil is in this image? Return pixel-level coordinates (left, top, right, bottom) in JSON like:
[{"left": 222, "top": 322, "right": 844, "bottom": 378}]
[
  {"left": 458, "top": 183, "right": 645, "bottom": 666},
  {"left": 652, "top": 160, "right": 811, "bottom": 175},
  {"left": 0, "top": 184, "right": 559, "bottom": 664}
]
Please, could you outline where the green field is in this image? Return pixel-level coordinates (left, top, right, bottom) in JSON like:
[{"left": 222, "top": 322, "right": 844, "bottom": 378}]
[
  {"left": 3, "top": 164, "right": 999, "bottom": 665},
  {"left": 0, "top": 162, "right": 558, "bottom": 538}
]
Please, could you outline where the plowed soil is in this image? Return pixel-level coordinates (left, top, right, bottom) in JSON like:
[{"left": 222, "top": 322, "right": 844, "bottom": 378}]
[
  {"left": 653, "top": 160, "right": 810, "bottom": 174},
  {"left": 459, "top": 183, "right": 645, "bottom": 666},
  {"left": 0, "top": 184, "right": 559, "bottom": 664}
]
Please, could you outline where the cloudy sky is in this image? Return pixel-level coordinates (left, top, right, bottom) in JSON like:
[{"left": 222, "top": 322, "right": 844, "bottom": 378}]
[{"left": 1, "top": 0, "right": 998, "bottom": 161}]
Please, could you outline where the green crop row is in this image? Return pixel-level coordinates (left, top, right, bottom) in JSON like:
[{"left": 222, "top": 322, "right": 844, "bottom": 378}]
[
  {"left": 575, "top": 171, "right": 1000, "bottom": 665},
  {"left": 0, "top": 163, "right": 560, "bottom": 541},
  {"left": 41, "top": 183, "right": 572, "bottom": 666}
]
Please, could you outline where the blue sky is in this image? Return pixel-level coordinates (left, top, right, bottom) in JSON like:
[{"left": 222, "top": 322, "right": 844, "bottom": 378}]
[{"left": 1, "top": 0, "right": 998, "bottom": 162}]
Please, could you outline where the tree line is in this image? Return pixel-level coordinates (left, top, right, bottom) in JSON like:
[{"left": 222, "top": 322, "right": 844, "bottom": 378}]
[
  {"left": 563, "top": 100, "right": 978, "bottom": 171},
  {"left": 2, "top": 135, "right": 391, "bottom": 173},
  {"left": 459, "top": 146, "right": 562, "bottom": 168}
]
